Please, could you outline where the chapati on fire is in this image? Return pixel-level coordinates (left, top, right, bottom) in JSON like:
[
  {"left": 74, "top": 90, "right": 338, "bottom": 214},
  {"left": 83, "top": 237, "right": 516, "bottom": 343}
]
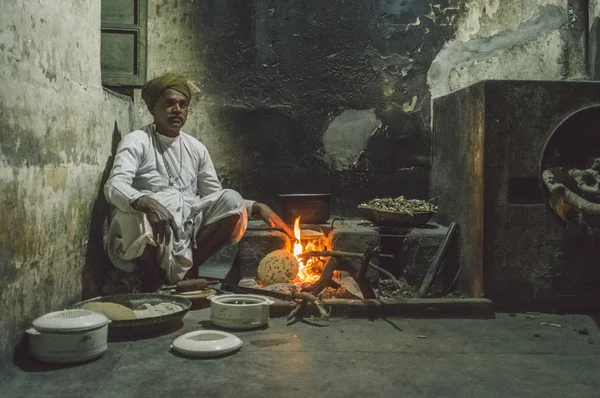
[{"left": 257, "top": 249, "right": 300, "bottom": 286}]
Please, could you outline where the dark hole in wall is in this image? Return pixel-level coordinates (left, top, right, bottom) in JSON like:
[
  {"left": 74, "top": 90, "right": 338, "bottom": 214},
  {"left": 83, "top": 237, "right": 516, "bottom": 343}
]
[
  {"left": 507, "top": 177, "right": 543, "bottom": 204},
  {"left": 540, "top": 105, "right": 600, "bottom": 172}
]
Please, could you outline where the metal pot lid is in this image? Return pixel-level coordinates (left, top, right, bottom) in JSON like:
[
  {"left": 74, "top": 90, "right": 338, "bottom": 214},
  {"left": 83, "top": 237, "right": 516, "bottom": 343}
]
[
  {"left": 32, "top": 309, "right": 110, "bottom": 332},
  {"left": 171, "top": 330, "right": 242, "bottom": 358}
]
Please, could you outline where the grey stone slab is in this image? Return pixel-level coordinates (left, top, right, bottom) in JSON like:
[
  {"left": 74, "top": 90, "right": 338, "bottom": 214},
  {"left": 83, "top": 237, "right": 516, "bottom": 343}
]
[
  {"left": 195, "top": 244, "right": 239, "bottom": 280},
  {"left": 1, "top": 312, "right": 600, "bottom": 398},
  {"left": 327, "top": 220, "right": 380, "bottom": 283},
  {"left": 0, "top": 347, "right": 123, "bottom": 398},
  {"left": 402, "top": 224, "right": 449, "bottom": 292},
  {"left": 236, "top": 230, "right": 292, "bottom": 280}
]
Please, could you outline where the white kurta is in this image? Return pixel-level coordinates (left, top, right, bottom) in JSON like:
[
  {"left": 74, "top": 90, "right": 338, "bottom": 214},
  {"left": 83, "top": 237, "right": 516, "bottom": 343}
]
[{"left": 104, "top": 124, "right": 253, "bottom": 283}]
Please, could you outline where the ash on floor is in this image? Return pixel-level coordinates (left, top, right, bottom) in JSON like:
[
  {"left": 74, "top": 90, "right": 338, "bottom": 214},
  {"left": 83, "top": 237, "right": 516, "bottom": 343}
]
[{"left": 376, "top": 278, "right": 417, "bottom": 299}]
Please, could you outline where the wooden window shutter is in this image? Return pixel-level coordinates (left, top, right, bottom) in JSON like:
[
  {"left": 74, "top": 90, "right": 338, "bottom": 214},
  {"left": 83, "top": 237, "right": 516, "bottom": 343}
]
[{"left": 101, "top": 0, "right": 147, "bottom": 86}]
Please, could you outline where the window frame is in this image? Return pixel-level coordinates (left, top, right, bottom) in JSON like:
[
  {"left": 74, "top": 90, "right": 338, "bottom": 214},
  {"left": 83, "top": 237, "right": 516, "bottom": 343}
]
[{"left": 101, "top": 0, "right": 148, "bottom": 87}]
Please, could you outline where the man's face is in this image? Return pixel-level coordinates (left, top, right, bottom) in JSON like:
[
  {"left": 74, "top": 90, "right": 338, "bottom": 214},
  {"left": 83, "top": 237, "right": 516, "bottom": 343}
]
[{"left": 151, "top": 88, "right": 189, "bottom": 136}]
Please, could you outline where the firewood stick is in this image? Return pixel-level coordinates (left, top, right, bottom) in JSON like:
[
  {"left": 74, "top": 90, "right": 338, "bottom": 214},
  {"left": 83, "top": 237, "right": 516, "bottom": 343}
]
[
  {"left": 298, "top": 250, "right": 364, "bottom": 258},
  {"left": 417, "top": 222, "right": 459, "bottom": 298},
  {"left": 356, "top": 247, "right": 374, "bottom": 284},
  {"left": 287, "top": 301, "right": 305, "bottom": 320},
  {"left": 304, "top": 258, "right": 338, "bottom": 296},
  {"left": 302, "top": 248, "right": 400, "bottom": 289},
  {"left": 288, "top": 292, "right": 329, "bottom": 320},
  {"left": 298, "top": 250, "right": 395, "bottom": 259},
  {"left": 368, "top": 261, "right": 402, "bottom": 289}
]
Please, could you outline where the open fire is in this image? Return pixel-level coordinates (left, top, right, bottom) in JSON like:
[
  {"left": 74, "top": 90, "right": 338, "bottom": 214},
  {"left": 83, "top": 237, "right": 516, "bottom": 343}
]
[{"left": 292, "top": 217, "right": 328, "bottom": 283}]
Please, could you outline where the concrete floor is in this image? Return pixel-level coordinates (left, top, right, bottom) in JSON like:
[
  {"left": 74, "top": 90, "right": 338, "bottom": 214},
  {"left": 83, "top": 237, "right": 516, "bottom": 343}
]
[{"left": 1, "top": 310, "right": 599, "bottom": 398}]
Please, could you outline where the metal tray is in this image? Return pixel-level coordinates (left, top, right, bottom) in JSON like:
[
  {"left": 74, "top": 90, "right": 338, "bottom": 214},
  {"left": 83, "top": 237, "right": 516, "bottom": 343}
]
[
  {"left": 70, "top": 293, "right": 191, "bottom": 337},
  {"left": 358, "top": 205, "right": 434, "bottom": 227}
]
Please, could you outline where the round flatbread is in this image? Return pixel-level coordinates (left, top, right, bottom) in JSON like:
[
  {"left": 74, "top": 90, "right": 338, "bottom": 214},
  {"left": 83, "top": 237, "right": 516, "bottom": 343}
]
[
  {"left": 82, "top": 302, "right": 137, "bottom": 321},
  {"left": 257, "top": 250, "right": 300, "bottom": 286}
]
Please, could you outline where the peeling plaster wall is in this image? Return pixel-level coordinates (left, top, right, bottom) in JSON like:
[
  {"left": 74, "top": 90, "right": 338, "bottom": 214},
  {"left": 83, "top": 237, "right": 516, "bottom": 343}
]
[
  {"left": 429, "top": 0, "right": 584, "bottom": 98},
  {"left": 324, "top": 109, "right": 381, "bottom": 171},
  {"left": 136, "top": 0, "right": 463, "bottom": 213},
  {"left": 135, "top": 0, "right": 586, "bottom": 215},
  {"left": 0, "top": 1, "right": 133, "bottom": 357}
]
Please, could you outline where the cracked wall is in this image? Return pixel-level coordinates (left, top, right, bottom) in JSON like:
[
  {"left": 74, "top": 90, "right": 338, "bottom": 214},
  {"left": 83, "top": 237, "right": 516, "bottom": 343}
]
[
  {"left": 134, "top": 0, "right": 463, "bottom": 213},
  {"left": 0, "top": 0, "right": 133, "bottom": 357},
  {"left": 132, "top": 0, "right": 586, "bottom": 215},
  {"left": 429, "top": 0, "right": 583, "bottom": 98}
]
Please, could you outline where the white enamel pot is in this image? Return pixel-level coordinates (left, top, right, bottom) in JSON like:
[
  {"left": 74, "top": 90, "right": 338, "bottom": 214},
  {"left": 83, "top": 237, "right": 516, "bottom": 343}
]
[
  {"left": 26, "top": 309, "right": 111, "bottom": 364},
  {"left": 209, "top": 294, "right": 275, "bottom": 330}
]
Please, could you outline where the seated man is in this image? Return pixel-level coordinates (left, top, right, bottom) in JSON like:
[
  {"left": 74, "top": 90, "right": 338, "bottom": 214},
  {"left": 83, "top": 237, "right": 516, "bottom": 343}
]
[{"left": 104, "top": 73, "right": 292, "bottom": 292}]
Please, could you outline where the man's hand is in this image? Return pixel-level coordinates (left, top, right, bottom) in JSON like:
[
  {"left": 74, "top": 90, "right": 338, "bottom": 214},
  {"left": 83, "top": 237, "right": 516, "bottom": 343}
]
[
  {"left": 133, "top": 196, "right": 181, "bottom": 245},
  {"left": 251, "top": 202, "right": 295, "bottom": 238}
]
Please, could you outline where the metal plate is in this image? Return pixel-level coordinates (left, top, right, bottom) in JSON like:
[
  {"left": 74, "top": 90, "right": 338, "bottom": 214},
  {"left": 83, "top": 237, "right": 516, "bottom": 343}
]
[{"left": 70, "top": 293, "right": 191, "bottom": 337}]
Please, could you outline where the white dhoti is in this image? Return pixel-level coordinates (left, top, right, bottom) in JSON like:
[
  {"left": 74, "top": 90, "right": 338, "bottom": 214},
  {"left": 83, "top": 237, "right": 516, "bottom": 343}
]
[
  {"left": 104, "top": 125, "right": 255, "bottom": 285},
  {"left": 106, "top": 188, "right": 248, "bottom": 284}
]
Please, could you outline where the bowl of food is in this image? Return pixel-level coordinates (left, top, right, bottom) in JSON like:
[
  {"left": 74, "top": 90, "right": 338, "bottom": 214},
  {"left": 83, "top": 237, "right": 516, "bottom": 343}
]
[
  {"left": 70, "top": 293, "right": 192, "bottom": 337},
  {"left": 358, "top": 196, "right": 438, "bottom": 227}
]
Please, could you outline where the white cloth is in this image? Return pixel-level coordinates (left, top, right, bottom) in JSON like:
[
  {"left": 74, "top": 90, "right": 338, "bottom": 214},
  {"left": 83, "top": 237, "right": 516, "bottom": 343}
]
[{"left": 104, "top": 124, "right": 254, "bottom": 283}]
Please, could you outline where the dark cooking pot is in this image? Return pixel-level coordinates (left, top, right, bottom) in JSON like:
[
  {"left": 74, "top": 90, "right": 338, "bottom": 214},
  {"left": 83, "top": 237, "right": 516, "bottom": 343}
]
[{"left": 279, "top": 193, "right": 331, "bottom": 224}]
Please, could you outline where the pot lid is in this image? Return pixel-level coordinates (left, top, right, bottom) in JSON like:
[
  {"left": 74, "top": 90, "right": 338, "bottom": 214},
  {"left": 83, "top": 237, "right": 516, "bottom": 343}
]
[
  {"left": 32, "top": 309, "right": 110, "bottom": 332},
  {"left": 171, "top": 330, "right": 242, "bottom": 358}
]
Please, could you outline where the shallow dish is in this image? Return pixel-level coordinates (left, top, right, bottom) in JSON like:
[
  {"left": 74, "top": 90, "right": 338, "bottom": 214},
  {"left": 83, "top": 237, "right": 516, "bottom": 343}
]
[
  {"left": 358, "top": 205, "right": 435, "bottom": 227},
  {"left": 70, "top": 293, "right": 191, "bottom": 337}
]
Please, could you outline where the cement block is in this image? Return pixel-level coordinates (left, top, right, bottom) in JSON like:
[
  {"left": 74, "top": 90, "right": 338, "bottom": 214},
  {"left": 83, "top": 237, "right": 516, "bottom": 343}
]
[
  {"left": 327, "top": 221, "right": 379, "bottom": 283},
  {"left": 402, "top": 225, "right": 448, "bottom": 293},
  {"left": 236, "top": 229, "right": 291, "bottom": 279},
  {"left": 327, "top": 222, "right": 379, "bottom": 253}
]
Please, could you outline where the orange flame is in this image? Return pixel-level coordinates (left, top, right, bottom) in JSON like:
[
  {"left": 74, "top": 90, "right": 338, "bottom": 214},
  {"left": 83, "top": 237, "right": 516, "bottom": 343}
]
[
  {"left": 292, "top": 216, "right": 324, "bottom": 283},
  {"left": 293, "top": 217, "right": 308, "bottom": 280}
]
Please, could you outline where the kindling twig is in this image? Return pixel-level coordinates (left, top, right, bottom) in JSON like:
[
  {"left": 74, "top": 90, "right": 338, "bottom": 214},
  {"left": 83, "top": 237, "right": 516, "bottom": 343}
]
[
  {"left": 298, "top": 250, "right": 395, "bottom": 260},
  {"left": 356, "top": 247, "right": 374, "bottom": 284},
  {"left": 288, "top": 292, "right": 329, "bottom": 320},
  {"left": 417, "top": 222, "right": 459, "bottom": 298},
  {"left": 304, "top": 258, "right": 339, "bottom": 296},
  {"left": 298, "top": 248, "right": 401, "bottom": 289},
  {"left": 368, "top": 261, "right": 402, "bottom": 289}
]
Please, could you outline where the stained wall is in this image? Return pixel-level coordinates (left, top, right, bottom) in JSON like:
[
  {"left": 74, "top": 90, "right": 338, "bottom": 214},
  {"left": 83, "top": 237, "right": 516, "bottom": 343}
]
[{"left": 0, "top": 0, "right": 133, "bottom": 356}]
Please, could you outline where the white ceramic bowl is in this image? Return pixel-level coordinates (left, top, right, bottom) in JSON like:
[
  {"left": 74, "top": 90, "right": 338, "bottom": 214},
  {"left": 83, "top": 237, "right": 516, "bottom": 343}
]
[
  {"left": 210, "top": 294, "right": 275, "bottom": 330},
  {"left": 26, "top": 309, "right": 110, "bottom": 364}
]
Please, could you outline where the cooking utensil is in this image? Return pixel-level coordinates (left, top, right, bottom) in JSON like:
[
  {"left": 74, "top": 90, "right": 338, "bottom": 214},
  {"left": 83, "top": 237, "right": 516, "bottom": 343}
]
[
  {"left": 357, "top": 205, "right": 434, "bottom": 227},
  {"left": 162, "top": 278, "right": 219, "bottom": 293},
  {"left": 209, "top": 294, "right": 275, "bottom": 330},
  {"left": 26, "top": 309, "right": 110, "bottom": 364},
  {"left": 70, "top": 293, "right": 191, "bottom": 337},
  {"left": 279, "top": 193, "right": 331, "bottom": 224}
]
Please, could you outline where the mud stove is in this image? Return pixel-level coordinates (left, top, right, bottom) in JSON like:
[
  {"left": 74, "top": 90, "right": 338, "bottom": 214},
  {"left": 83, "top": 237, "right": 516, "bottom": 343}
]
[{"left": 431, "top": 80, "right": 600, "bottom": 312}]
